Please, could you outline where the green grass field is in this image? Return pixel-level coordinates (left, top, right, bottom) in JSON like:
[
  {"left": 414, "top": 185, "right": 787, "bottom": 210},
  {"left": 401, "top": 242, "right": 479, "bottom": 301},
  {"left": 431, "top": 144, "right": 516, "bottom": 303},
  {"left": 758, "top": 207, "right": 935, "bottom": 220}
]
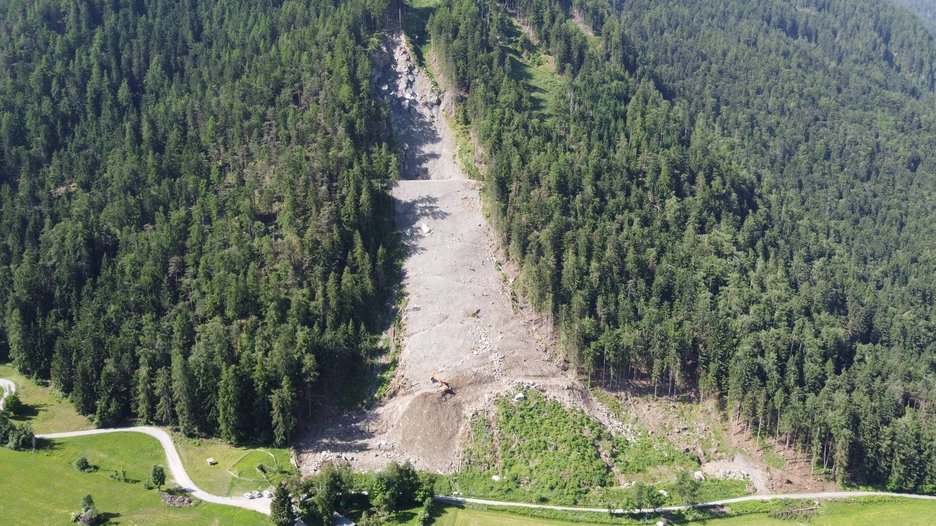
[
  {"left": 174, "top": 434, "right": 294, "bottom": 497},
  {"left": 423, "top": 498, "right": 936, "bottom": 526},
  {"left": 0, "top": 363, "right": 94, "bottom": 434},
  {"left": 0, "top": 433, "right": 265, "bottom": 525}
]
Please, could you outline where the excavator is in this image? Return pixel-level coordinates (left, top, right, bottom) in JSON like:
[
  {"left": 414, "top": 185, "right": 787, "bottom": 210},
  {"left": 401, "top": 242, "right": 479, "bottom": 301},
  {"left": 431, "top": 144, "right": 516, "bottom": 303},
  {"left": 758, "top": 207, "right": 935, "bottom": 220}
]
[{"left": 431, "top": 371, "right": 454, "bottom": 396}]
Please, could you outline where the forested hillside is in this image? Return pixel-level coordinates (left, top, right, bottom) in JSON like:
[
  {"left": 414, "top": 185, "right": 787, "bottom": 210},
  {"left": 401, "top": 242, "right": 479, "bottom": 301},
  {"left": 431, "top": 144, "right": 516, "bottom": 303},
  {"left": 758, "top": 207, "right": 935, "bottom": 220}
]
[
  {"left": 0, "top": 0, "right": 397, "bottom": 446},
  {"left": 428, "top": 0, "right": 936, "bottom": 492},
  {"left": 893, "top": 0, "right": 936, "bottom": 32}
]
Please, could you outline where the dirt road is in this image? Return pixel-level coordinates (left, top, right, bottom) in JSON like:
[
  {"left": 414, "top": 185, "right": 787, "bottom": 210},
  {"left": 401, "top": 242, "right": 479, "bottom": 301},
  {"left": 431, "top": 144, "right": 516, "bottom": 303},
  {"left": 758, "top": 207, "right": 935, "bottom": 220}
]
[
  {"left": 0, "top": 376, "right": 269, "bottom": 515},
  {"left": 436, "top": 490, "right": 936, "bottom": 515},
  {"left": 37, "top": 427, "right": 271, "bottom": 515}
]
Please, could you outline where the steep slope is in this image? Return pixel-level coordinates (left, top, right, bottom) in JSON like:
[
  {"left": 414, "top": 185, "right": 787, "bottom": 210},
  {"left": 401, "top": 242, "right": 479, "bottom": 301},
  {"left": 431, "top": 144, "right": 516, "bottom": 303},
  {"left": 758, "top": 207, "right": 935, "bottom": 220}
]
[
  {"left": 426, "top": 0, "right": 936, "bottom": 492},
  {"left": 892, "top": 0, "right": 936, "bottom": 33},
  {"left": 299, "top": 33, "right": 620, "bottom": 474},
  {"left": 0, "top": 0, "right": 396, "bottom": 444}
]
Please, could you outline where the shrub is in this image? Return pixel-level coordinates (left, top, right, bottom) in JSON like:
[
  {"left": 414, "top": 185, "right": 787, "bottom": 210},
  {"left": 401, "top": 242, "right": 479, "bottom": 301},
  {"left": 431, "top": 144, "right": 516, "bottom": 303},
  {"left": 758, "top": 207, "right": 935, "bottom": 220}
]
[
  {"left": 73, "top": 455, "right": 95, "bottom": 472},
  {"left": 415, "top": 496, "right": 433, "bottom": 525},
  {"left": 2, "top": 393, "right": 23, "bottom": 416},
  {"left": 74, "top": 494, "right": 100, "bottom": 525},
  {"left": 151, "top": 465, "right": 166, "bottom": 490},
  {"left": 5, "top": 423, "right": 33, "bottom": 450}
]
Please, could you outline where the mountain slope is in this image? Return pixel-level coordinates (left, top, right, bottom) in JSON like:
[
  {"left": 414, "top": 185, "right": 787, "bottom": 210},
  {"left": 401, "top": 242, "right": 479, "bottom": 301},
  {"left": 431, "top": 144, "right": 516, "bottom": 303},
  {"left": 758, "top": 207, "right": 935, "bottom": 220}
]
[
  {"left": 429, "top": 0, "right": 936, "bottom": 492},
  {"left": 0, "top": 0, "right": 396, "bottom": 445}
]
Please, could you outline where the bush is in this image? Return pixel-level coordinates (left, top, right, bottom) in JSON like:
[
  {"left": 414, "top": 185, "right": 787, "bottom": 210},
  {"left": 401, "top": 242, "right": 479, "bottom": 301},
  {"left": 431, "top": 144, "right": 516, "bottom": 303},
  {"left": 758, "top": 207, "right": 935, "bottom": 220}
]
[
  {"left": 371, "top": 461, "right": 421, "bottom": 513},
  {"left": 415, "top": 496, "right": 433, "bottom": 525},
  {"left": 151, "top": 465, "right": 166, "bottom": 490},
  {"left": 74, "top": 494, "right": 100, "bottom": 525},
  {"left": 2, "top": 393, "right": 23, "bottom": 416},
  {"left": 73, "top": 455, "right": 95, "bottom": 473},
  {"left": 5, "top": 422, "right": 33, "bottom": 450}
]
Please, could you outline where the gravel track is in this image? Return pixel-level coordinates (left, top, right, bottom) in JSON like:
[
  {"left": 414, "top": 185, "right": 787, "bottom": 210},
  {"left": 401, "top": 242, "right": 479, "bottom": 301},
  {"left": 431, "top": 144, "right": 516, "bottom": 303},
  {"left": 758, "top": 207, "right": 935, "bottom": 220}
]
[
  {"left": 436, "top": 490, "right": 936, "bottom": 515},
  {"left": 2, "top": 376, "right": 269, "bottom": 514},
  {"left": 35, "top": 426, "right": 271, "bottom": 514},
  {"left": 0, "top": 385, "right": 271, "bottom": 517}
]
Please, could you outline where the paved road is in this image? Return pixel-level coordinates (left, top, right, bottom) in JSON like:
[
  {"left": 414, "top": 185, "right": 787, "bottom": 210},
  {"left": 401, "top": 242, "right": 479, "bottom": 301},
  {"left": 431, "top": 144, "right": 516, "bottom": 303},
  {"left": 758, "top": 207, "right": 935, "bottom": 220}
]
[
  {"left": 0, "top": 377, "right": 14, "bottom": 411},
  {"left": 436, "top": 490, "right": 936, "bottom": 515}
]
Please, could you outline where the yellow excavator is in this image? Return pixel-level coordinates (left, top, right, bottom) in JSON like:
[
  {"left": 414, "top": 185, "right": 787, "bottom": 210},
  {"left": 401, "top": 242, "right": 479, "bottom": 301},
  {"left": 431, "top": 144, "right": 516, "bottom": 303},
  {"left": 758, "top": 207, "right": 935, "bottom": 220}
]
[{"left": 431, "top": 371, "right": 454, "bottom": 396}]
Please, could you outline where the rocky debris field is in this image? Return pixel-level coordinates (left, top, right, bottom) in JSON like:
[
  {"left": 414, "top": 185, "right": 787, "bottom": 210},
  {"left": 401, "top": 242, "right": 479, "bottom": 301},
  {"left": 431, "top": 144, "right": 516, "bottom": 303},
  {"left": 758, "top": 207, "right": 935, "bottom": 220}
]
[{"left": 299, "top": 33, "right": 623, "bottom": 475}]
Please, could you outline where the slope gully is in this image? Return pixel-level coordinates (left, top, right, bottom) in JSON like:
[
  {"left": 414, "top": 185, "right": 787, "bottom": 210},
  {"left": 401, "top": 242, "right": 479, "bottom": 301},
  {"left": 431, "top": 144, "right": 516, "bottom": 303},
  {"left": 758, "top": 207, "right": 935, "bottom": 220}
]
[{"left": 299, "top": 33, "right": 594, "bottom": 474}]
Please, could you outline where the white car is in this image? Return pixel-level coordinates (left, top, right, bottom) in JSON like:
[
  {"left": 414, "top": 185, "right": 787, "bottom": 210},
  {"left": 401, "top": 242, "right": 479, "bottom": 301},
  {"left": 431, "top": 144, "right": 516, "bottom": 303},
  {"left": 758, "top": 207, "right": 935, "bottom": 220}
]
[
  {"left": 244, "top": 492, "right": 254, "bottom": 499},
  {"left": 252, "top": 490, "right": 262, "bottom": 499},
  {"left": 263, "top": 490, "right": 273, "bottom": 498}
]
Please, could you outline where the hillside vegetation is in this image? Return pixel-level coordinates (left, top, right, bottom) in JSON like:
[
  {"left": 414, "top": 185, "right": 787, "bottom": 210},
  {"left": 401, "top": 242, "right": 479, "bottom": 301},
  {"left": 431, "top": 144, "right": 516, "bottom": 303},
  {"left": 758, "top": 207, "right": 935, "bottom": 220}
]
[
  {"left": 2, "top": 0, "right": 935, "bottom": 503},
  {"left": 428, "top": 0, "right": 936, "bottom": 492},
  {"left": 0, "top": 0, "right": 397, "bottom": 446}
]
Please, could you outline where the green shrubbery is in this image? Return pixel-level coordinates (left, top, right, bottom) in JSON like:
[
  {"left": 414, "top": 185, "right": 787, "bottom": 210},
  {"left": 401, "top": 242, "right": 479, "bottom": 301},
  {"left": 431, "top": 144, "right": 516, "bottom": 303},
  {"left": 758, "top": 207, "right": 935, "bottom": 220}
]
[
  {"left": 0, "top": 413, "right": 33, "bottom": 451},
  {"left": 2, "top": 393, "right": 23, "bottom": 416},
  {"left": 73, "top": 455, "right": 95, "bottom": 473},
  {"left": 451, "top": 391, "right": 697, "bottom": 506},
  {"left": 297, "top": 461, "right": 435, "bottom": 526},
  {"left": 71, "top": 494, "right": 101, "bottom": 525}
]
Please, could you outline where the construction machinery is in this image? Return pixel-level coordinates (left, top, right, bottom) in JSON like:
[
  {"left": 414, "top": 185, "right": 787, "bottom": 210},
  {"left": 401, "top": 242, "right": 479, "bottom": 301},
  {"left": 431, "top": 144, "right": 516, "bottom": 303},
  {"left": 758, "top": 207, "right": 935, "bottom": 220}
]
[{"left": 431, "top": 371, "right": 454, "bottom": 396}]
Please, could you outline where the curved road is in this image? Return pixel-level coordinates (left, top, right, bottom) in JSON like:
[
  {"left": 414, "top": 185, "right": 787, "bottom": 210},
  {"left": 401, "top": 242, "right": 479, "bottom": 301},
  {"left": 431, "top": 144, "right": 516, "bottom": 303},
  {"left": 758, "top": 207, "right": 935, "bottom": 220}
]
[
  {"left": 37, "top": 427, "right": 271, "bottom": 515},
  {"left": 6, "top": 376, "right": 935, "bottom": 519},
  {"left": 0, "top": 377, "right": 269, "bottom": 515}
]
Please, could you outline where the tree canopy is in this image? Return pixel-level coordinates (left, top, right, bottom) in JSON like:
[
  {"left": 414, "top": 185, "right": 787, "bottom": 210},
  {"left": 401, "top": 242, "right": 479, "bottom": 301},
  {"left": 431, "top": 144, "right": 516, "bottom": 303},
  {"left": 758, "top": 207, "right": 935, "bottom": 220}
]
[
  {"left": 0, "top": 0, "right": 398, "bottom": 444},
  {"left": 429, "top": 0, "right": 936, "bottom": 492}
]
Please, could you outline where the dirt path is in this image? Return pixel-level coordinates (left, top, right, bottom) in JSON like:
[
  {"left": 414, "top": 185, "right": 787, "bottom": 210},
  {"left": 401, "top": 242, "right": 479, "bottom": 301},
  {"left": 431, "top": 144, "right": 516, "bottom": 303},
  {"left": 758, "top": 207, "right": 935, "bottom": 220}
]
[
  {"left": 702, "top": 452, "right": 770, "bottom": 495},
  {"left": 37, "top": 426, "right": 271, "bottom": 515},
  {"left": 299, "top": 33, "right": 605, "bottom": 474},
  {"left": 0, "top": 376, "right": 268, "bottom": 515},
  {"left": 435, "top": 490, "right": 936, "bottom": 515}
]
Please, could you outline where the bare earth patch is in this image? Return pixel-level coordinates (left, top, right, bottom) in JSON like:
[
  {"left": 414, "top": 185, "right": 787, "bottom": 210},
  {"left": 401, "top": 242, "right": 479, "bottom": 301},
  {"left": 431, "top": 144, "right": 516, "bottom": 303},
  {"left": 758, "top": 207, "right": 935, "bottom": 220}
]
[
  {"left": 298, "top": 33, "right": 615, "bottom": 475},
  {"left": 597, "top": 387, "right": 834, "bottom": 495}
]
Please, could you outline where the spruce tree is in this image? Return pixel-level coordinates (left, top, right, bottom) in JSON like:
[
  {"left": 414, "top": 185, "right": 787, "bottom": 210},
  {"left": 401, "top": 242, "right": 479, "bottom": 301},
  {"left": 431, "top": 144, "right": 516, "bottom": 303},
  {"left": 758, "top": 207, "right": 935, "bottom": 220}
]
[{"left": 270, "top": 483, "right": 296, "bottom": 526}]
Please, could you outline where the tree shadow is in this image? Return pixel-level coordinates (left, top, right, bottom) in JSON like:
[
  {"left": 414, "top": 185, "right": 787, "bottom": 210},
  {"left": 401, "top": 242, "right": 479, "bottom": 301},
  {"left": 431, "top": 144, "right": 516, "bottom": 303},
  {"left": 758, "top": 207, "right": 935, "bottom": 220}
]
[
  {"left": 33, "top": 437, "right": 64, "bottom": 451},
  {"left": 164, "top": 486, "right": 192, "bottom": 496},
  {"left": 384, "top": 96, "right": 444, "bottom": 180},
  {"left": 401, "top": 5, "right": 437, "bottom": 68},
  {"left": 98, "top": 511, "right": 122, "bottom": 524},
  {"left": 393, "top": 194, "right": 449, "bottom": 257},
  {"left": 15, "top": 402, "right": 41, "bottom": 419}
]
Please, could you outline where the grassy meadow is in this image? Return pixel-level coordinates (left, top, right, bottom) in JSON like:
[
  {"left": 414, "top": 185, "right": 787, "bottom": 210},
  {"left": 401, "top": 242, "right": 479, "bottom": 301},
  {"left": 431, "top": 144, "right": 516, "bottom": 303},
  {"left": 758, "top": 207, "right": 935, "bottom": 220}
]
[{"left": 0, "top": 433, "right": 265, "bottom": 525}]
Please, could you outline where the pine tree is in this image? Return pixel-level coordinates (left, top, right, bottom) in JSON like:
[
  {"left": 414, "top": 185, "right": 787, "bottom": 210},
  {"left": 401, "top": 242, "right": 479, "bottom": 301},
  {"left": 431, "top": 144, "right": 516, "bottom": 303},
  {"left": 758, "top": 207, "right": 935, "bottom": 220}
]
[
  {"left": 154, "top": 367, "right": 173, "bottom": 425},
  {"left": 270, "top": 378, "right": 297, "bottom": 447},
  {"left": 217, "top": 365, "right": 244, "bottom": 444},
  {"left": 171, "top": 352, "right": 197, "bottom": 435},
  {"left": 151, "top": 465, "right": 165, "bottom": 490},
  {"left": 270, "top": 483, "right": 296, "bottom": 526},
  {"left": 134, "top": 365, "right": 154, "bottom": 424}
]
